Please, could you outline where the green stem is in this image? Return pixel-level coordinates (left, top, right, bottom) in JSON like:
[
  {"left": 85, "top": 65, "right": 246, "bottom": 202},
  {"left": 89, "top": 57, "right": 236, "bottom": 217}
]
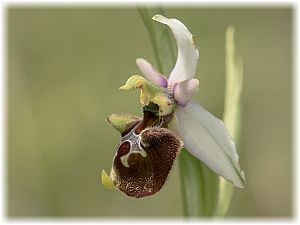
[
  {"left": 179, "top": 150, "right": 218, "bottom": 217},
  {"left": 137, "top": 7, "right": 176, "bottom": 74}
]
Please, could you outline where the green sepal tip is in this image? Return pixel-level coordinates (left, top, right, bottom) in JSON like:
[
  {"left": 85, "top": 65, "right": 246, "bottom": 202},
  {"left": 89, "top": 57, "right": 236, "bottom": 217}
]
[
  {"left": 106, "top": 113, "right": 141, "bottom": 135},
  {"left": 101, "top": 170, "right": 117, "bottom": 190}
]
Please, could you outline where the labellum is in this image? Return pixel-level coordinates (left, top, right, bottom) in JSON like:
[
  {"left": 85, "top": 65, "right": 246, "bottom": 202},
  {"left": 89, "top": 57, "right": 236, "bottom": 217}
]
[{"left": 106, "top": 103, "right": 183, "bottom": 198}]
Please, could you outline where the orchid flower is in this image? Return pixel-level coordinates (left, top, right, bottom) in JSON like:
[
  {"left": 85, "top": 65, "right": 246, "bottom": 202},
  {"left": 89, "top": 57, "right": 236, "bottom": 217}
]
[{"left": 102, "top": 14, "right": 245, "bottom": 198}]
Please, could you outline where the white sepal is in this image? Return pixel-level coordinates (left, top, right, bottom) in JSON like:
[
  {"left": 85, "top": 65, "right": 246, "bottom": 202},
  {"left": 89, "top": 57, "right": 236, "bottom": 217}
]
[
  {"left": 174, "top": 102, "right": 246, "bottom": 188},
  {"left": 152, "top": 14, "right": 199, "bottom": 84}
]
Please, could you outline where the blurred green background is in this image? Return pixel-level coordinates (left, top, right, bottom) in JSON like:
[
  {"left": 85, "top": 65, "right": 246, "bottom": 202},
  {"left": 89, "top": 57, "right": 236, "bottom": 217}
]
[{"left": 7, "top": 6, "right": 292, "bottom": 217}]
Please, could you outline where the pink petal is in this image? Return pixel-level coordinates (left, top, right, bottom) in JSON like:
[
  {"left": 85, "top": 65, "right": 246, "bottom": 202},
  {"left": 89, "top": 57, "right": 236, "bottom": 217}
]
[
  {"left": 173, "top": 79, "right": 199, "bottom": 106},
  {"left": 136, "top": 58, "right": 168, "bottom": 88}
]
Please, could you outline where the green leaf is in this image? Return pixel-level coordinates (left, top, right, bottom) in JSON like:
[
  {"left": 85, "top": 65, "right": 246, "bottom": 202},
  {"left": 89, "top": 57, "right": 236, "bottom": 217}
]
[{"left": 215, "top": 26, "right": 244, "bottom": 216}]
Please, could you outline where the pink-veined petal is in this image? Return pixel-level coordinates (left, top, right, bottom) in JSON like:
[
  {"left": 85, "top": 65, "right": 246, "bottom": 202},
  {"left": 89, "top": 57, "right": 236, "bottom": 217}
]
[
  {"left": 173, "top": 79, "right": 199, "bottom": 106},
  {"left": 136, "top": 58, "right": 168, "bottom": 88},
  {"left": 174, "top": 102, "right": 246, "bottom": 188},
  {"left": 152, "top": 14, "right": 199, "bottom": 84}
]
